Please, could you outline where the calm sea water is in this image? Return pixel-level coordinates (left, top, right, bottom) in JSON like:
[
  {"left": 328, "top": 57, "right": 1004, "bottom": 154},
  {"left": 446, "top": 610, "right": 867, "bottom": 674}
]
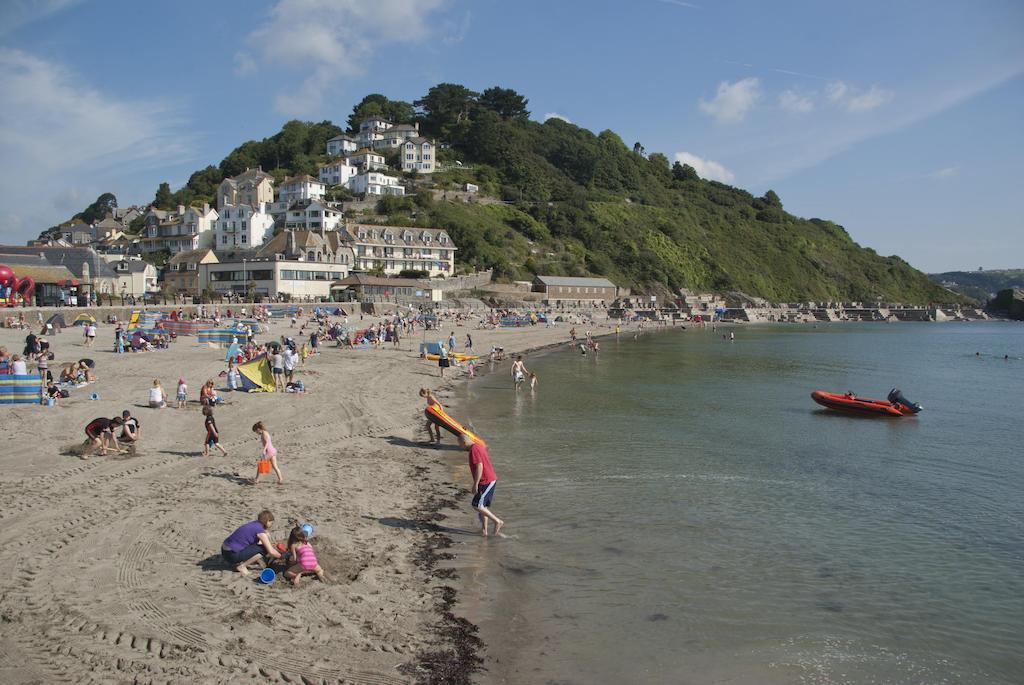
[{"left": 447, "top": 322, "right": 1023, "bottom": 685}]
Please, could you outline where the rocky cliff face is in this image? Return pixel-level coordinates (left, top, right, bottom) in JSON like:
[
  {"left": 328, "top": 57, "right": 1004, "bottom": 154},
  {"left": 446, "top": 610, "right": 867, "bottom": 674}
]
[{"left": 987, "top": 288, "right": 1024, "bottom": 320}]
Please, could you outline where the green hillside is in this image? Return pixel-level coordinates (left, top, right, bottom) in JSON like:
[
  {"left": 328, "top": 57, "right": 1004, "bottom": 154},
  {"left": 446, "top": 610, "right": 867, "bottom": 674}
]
[
  {"left": 928, "top": 270, "right": 1024, "bottom": 303},
  {"left": 73, "top": 83, "right": 963, "bottom": 303}
]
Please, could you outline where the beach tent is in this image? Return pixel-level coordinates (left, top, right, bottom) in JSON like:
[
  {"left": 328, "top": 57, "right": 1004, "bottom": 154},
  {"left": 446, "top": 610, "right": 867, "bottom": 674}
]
[
  {"left": 46, "top": 314, "right": 67, "bottom": 331},
  {"left": 237, "top": 355, "right": 275, "bottom": 393},
  {"left": 0, "top": 373, "right": 43, "bottom": 404},
  {"left": 72, "top": 313, "right": 96, "bottom": 326},
  {"left": 225, "top": 343, "right": 241, "bottom": 362}
]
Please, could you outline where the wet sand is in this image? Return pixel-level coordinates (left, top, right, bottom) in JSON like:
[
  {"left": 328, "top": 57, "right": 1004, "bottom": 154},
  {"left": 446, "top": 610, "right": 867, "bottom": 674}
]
[{"left": 0, "top": 312, "right": 620, "bottom": 684}]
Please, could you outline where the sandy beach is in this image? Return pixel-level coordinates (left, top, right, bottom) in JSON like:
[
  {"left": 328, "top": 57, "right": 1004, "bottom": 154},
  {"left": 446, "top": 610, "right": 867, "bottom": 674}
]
[{"left": 0, "top": 310, "right": 620, "bottom": 684}]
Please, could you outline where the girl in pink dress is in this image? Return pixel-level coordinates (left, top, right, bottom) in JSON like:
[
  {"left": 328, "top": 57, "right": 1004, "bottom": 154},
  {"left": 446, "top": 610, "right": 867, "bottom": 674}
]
[{"left": 252, "top": 421, "right": 283, "bottom": 485}]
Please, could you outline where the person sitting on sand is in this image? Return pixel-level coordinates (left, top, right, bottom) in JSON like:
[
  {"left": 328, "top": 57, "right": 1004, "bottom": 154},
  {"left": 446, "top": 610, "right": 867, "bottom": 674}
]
[
  {"left": 120, "top": 409, "right": 140, "bottom": 443},
  {"left": 221, "top": 510, "right": 281, "bottom": 576},
  {"left": 10, "top": 354, "right": 28, "bottom": 376},
  {"left": 84, "top": 416, "right": 124, "bottom": 458},
  {"left": 149, "top": 379, "right": 167, "bottom": 408},
  {"left": 200, "top": 379, "right": 222, "bottom": 406},
  {"left": 284, "top": 526, "right": 328, "bottom": 586},
  {"left": 59, "top": 364, "right": 77, "bottom": 384}
]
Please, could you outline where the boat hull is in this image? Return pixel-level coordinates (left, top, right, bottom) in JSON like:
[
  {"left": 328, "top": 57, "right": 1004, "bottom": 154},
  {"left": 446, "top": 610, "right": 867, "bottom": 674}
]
[{"left": 811, "top": 391, "right": 913, "bottom": 417}]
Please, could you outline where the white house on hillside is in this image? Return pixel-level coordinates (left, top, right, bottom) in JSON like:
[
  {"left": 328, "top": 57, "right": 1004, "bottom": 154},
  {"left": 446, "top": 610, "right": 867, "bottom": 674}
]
[
  {"left": 357, "top": 117, "right": 404, "bottom": 149},
  {"left": 214, "top": 202, "right": 275, "bottom": 249},
  {"left": 139, "top": 204, "right": 219, "bottom": 254},
  {"left": 346, "top": 149, "right": 386, "bottom": 171},
  {"left": 319, "top": 160, "right": 358, "bottom": 187},
  {"left": 343, "top": 225, "right": 456, "bottom": 277},
  {"left": 284, "top": 199, "right": 344, "bottom": 231},
  {"left": 326, "top": 134, "right": 357, "bottom": 156},
  {"left": 373, "top": 123, "right": 421, "bottom": 150},
  {"left": 401, "top": 137, "right": 437, "bottom": 174},
  {"left": 278, "top": 175, "right": 326, "bottom": 204},
  {"left": 347, "top": 172, "right": 405, "bottom": 197},
  {"left": 218, "top": 168, "right": 274, "bottom": 210}
]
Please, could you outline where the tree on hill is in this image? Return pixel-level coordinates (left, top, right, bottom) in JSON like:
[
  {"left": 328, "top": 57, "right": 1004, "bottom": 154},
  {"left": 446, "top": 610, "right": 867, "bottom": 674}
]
[
  {"left": 477, "top": 87, "right": 530, "bottom": 120},
  {"left": 153, "top": 182, "right": 175, "bottom": 210},
  {"left": 672, "top": 161, "right": 698, "bottom": 182},
  {"left": 79, "top": 192, "right": 118, "bottom": 224},
  {"left": 415, "top": 83, "right": 479, "bottom": 139},
  {"left": 347, "top": 94, "right": 416, "bottom": 131}
]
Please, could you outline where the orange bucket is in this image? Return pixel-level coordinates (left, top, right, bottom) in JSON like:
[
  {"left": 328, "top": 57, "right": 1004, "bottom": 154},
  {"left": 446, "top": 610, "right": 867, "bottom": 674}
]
[{"left": 257, "top": 459, "right": 271, "bottom": 474}]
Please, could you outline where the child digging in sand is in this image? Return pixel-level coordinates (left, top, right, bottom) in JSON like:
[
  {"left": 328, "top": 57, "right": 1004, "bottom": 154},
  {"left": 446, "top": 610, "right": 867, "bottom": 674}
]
[
  {"left": 284, "top": 526, "right": 327, "bottom": 586},
  {"left": 202, "top": 406, "right": 228, "bottom": 456},
  {"left": 252, "top": 421, "right": 283, "bottom": 485}
]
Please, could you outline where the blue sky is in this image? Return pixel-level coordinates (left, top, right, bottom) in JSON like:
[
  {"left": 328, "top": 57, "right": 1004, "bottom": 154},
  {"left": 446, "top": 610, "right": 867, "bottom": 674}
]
[{"left": 1, "top": 0, "right": 1021, "bottom": 272}]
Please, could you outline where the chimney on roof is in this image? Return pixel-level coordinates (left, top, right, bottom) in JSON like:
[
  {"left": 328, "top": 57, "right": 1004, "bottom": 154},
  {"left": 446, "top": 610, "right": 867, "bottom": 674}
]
[
  {"left": 288, "top": 230, "right": 296, "bottom": 256},
  {"left": 177, "top": 205, "right": 185, "bottom": 215}
]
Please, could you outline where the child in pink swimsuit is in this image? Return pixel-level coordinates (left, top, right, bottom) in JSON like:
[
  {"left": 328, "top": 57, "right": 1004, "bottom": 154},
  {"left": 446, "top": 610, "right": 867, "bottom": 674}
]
[
  {"left": 252, "top": 421, "right": 283, "bottom": 485},
  {"left": 284, "top": 527, "right": 327, "bottom": 586}
]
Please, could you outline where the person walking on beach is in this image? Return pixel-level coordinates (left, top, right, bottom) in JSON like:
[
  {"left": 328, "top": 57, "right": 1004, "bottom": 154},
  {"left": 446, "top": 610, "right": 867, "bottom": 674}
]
[
  {"left": 420, "top": 388, "right": 443, "bottom": 444},
  {"left": 84, "top": 321, "right": 97, "bottom": 347},
  {"left": 459, "top": 434, "right": 504, "bottom": 537},
  {"left": 221, "top": 510, "right": 281, "bottom": 576},
  {"left": 448, "top": 331, "right": 457, "bottom": 353},
  {"left": 511, "top": 355, "right": 527, "bottom": 389},
  {"left": 202, "top": 406, "right": 227, "bottom": 456},
  {"left": 438, "top": 343, "right": 450, "bottom": 378},
  {"left": 252, "top": 421, "right": 283, "bottom": 485}
]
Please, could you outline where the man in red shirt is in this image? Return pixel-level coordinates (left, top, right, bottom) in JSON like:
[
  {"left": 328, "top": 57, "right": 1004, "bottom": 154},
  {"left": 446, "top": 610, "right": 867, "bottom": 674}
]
[{"left": 459, "top": 434, "right": 504, "bottom": 537}]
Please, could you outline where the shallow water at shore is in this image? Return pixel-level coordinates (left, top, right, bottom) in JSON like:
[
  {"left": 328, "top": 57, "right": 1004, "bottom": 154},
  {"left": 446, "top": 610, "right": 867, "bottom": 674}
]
[{"left": 449, "top": 322, "right": 1024, "bottom": 684}]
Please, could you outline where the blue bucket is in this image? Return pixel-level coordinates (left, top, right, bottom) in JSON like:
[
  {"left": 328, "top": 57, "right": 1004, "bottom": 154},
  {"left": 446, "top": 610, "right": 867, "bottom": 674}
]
[
  {"left": 301, "top": 523, "right": 314, "bottom": 538},
  {"left": 90, "top": 392, "right": 100, "bottom": 401},
  {"left": 259, "top": 568, "right": 276, "bottom": 584}
]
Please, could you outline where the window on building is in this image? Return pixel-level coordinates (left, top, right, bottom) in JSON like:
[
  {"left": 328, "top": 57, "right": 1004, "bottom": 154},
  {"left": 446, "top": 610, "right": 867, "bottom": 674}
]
[{"left": 187, "top": 263, "right": 196, "bottom": 271}]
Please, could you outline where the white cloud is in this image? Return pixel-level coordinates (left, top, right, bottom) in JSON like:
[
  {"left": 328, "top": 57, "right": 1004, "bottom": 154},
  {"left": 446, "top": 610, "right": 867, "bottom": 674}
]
[
  {"left": 699, "top": 77, "right": 761, "bottom": 123},
  {"left": 0, "top": 49, "right": 192, "bottom": 240},
  {"left": 674, "top": 151, "right": 735, "bottom": 183},
  {"left": 928, "top": 166, "right": 958, "bottom": 179},
  {"left": 237, "top": 0, "right": 448, "bottom": 116},
  {"left": 847, "top": 85, "right": 892, "bottom": 111},
  {"left": 544, "top": 112, "right": 573, "bottom": 123},
  {"left": 779, "top": 89, "right": 815, "bottom": 113},
  {"left": 826, "top": 80, "right": 892, "bottom": 112},
  {"left": 0, "top": 0, "right": 83, "bottom": 35}
]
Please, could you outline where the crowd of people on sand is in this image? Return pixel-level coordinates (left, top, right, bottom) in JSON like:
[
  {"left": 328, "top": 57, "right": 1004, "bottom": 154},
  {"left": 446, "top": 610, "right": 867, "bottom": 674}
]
[{"left": 14, "top": 302, "right": 541, "bottom": 588}]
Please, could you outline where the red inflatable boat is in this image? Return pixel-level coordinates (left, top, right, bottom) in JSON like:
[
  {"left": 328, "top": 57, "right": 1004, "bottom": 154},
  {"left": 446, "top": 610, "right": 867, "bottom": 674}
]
[{"left": 811, "top": 388, "right": 922, "bottom": 417}]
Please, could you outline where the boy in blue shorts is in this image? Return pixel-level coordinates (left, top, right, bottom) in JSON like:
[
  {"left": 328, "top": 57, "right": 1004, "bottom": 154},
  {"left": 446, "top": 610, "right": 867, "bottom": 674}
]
[{"left": 459, "top": 433, "right": 504, "bottom": 537}]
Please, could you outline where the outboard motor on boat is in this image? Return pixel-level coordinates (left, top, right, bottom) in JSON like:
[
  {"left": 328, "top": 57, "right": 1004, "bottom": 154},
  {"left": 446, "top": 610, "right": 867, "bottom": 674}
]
[{"left": 888, "top": 388, "right": 922, "bottom": 413}]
